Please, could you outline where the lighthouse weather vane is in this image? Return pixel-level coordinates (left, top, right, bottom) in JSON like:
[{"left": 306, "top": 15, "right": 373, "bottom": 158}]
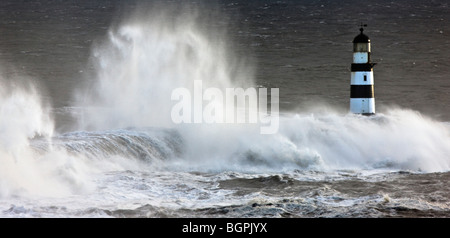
[{"left": 359, "top": 23, "right": 368, "bottom": 35}]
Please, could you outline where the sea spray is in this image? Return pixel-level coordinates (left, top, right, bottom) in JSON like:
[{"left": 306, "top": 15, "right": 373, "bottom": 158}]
[
  {"left": 0, "top": 75, "right": 61, "bottom": 197},
  {"left": 75, "top": 4, "right": 254, "bottom": 131},
  {"left": 160, "top": 108, "right": 449, "bottom": 173},
  {"left": 278, "top": 109, "right": 450, "bottom": 172},
  {"left": 0, "top": 71, "right": 108, "bottom": 198},
  {"left": 70, "top": 5, "right": 450, "bottom": 174}
]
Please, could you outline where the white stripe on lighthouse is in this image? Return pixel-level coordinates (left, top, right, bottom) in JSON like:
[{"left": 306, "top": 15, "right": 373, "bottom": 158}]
[
  {"left": 350, "top": 98, "right": 375, "bottom": 114},
  {"left": 351, "top": 71, "right": 374, "bottom": 85}
]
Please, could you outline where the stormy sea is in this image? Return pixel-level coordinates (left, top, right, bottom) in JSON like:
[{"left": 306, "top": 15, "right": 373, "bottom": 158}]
[{"left": 1, "top": 0, "right": 449, "bottom": 222}]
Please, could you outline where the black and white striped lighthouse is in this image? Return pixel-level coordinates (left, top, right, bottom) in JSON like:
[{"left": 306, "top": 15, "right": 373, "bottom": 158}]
[{"left": 350, "top": 25, "right": 376, "bottom": 115}]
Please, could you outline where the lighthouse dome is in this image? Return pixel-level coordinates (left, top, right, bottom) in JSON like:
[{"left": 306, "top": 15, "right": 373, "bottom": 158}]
[{"left": 353, "top": 28, "right": 370, "bottom": 43}]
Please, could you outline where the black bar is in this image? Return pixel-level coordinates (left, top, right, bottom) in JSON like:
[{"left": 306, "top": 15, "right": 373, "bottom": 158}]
[
  {"left": 351, "top": 63, "right": 376, "bottom": 72},
  {"left": 2, "top": 218, "right": 448, "bottom": 237},
  {"left": 350, "top": 85, "right": 374, "bottom": 98}
]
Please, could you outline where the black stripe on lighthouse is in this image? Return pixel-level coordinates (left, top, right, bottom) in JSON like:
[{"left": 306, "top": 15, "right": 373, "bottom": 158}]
[
  {"left": 351, "top": 63, "right": 376, "bottom": 72},
  {"left": 350, "top": 85, "right": 374, "bottom": 98}
]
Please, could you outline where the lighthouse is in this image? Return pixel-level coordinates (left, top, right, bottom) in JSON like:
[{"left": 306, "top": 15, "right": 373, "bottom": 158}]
[{"left": 350, "top": 25, "right": 375, "bottom": 115}]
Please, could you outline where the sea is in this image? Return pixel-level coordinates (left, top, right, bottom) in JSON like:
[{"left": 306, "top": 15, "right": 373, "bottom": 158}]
[{"left": 0, "top": 0, "right": 450, "bottom": 219}]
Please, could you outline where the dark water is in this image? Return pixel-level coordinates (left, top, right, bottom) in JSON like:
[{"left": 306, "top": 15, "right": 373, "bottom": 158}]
[
  {"left": 0, "top": 0, "right": 449, "bottom": 218},
  {"left": 2, "top": 0, "right": 450, "bottom": 124}
]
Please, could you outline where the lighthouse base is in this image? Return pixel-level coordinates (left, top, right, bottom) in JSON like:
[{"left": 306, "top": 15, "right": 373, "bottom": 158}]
[{"left": 350, "top": 98, "right": 375, "bottom": 115}]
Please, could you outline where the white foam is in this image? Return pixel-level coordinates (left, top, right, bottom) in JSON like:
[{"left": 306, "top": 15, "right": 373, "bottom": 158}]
[
  {"left": 70, "top": 5, "right": 450, "bottom": 174},
  {"left": 74, "top": 5, "right": 254, "bottom": 131}
]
